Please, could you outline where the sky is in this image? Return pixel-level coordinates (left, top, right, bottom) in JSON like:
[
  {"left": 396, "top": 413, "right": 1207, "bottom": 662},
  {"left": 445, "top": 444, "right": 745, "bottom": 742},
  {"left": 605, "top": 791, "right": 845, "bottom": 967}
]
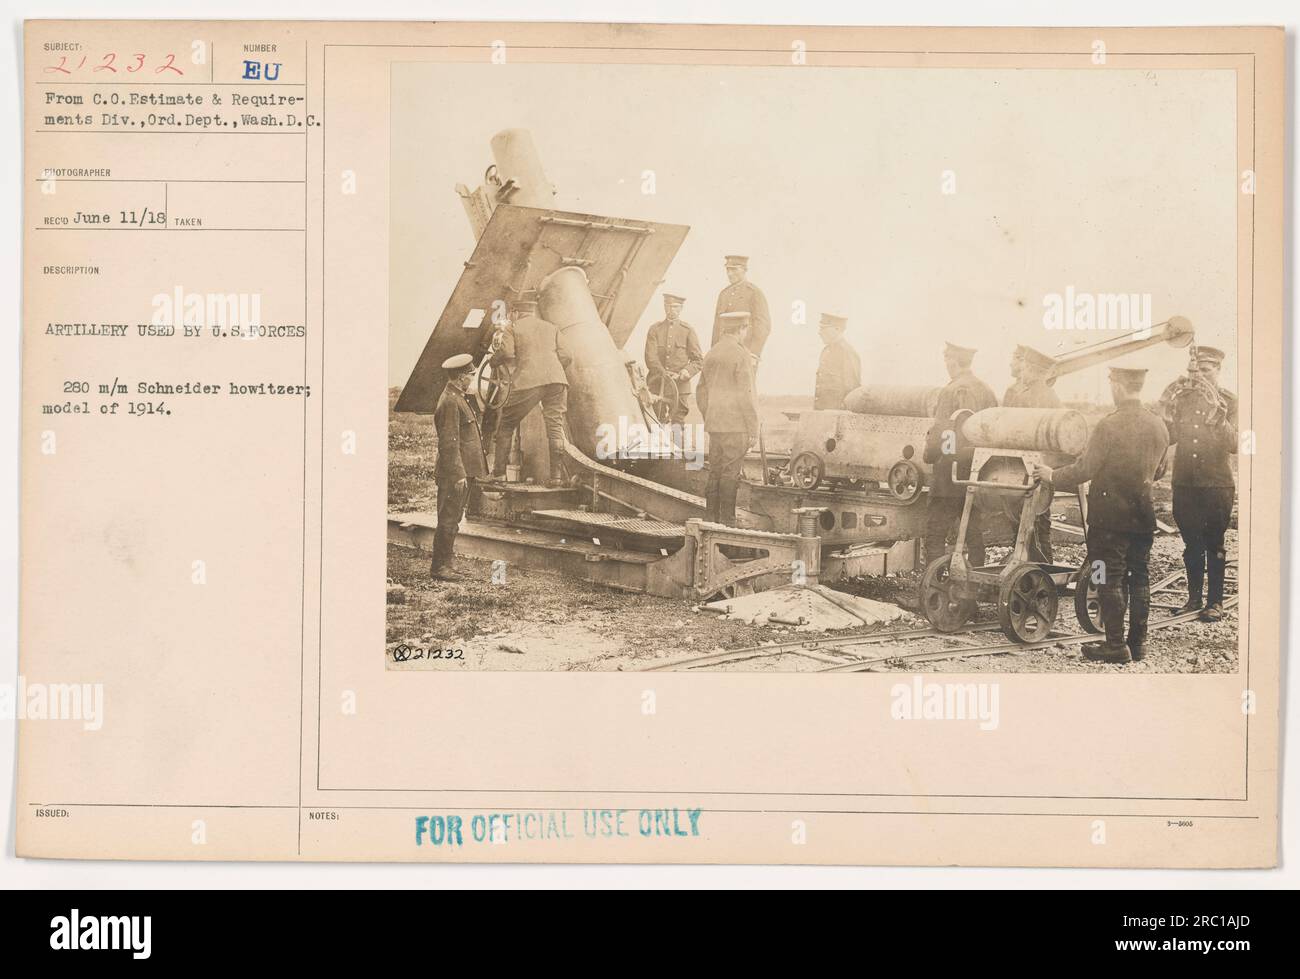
[{"left": 390, "top": 63, "right": 1237, "bottom": 402}]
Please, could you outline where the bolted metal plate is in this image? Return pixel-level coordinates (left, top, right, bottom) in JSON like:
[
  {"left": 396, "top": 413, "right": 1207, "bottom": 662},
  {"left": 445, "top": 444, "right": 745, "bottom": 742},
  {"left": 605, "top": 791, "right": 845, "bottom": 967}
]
[{"left": 395, "top": 203, "right": 689, "bottom": 413}]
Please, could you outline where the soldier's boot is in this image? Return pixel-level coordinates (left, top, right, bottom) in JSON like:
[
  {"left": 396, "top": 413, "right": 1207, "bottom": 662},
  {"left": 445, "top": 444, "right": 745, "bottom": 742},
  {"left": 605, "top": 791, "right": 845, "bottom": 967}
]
[
  {"left": 1082, "top": 640, "right": 1132, "bottom": 664},
  {"left": 429, "top": 555, "right": 462, "bottom": 582},
  {"left": 1177, "top": 555, "right": 1204, "bottom": 615},
  {"left": 546, "top": 448, "right": 568, "bottom": 489},
  {"left": 1083, "top": 585, "right": 1132, "bottom": 664},
  {"left": 1200, "top": 555, "right": 1227, "bottom": 622},
  {"left": 429, "top": 517, "right": 463, "bottom": 580},
  {"left": 704, "top": 483, "right": 720, "bottom": 524},
  {"left": 719, "top": 478, "right": 740, "bottom": 528},
  {"left": 490, "top": 429, "right": 514, "bottom": 481},
  {"left": 1126, "top": 585, "right": 1151, "bottom": 662}
]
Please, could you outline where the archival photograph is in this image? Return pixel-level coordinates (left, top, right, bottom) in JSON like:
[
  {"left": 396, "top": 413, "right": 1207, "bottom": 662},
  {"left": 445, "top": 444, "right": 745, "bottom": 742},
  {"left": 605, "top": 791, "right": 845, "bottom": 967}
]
[
  {"left": 13, "top": 11, "right": 1284, "bottom": 883},
  {"left": 385, "top": 62, "right": 1240, "bottom": 674}
]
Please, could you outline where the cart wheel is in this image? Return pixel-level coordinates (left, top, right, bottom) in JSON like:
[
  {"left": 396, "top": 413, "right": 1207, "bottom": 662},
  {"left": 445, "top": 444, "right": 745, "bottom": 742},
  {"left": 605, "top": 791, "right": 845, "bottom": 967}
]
[
  {"left": 474, "top": 359, "right": 511, "bottom": 409},
  {"left": 998, "top": 564, "right": 1059, "bottom": 643},
  {"left": 919, "top": 555, "right": 976, "bottom": 633},
  {"left": 886, "top": 459, "right": 924, "bottom": 503},
  {"left": 788, "top": 452, "right": 824, "bottom": 490},
  {"left": 1073, "top": 560, "right": 1103, "bottom": 633}
]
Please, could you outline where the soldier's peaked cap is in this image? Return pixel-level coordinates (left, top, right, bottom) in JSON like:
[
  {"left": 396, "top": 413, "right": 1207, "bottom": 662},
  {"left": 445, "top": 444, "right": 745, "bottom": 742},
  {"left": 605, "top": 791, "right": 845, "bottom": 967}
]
[
  {"left": 819, "top": 313, "right": 848, "bottom": 329},
  {"left": 509, "top": 297, "right": 539, "bottom": 311},
  {"left": 1195, "top": 346, "right": 1226, "bottom": 364},
  {"left": 1020, "top": 346, "right": 1055, "bottom": 371},
  {"left": 719, "top": 311, "right": 751, "bottom": 329},
  {"left": 663, "top": 293, "right": 686, "bottom": 305},
  {"left": 441, "top": 353, "right": 475, "bottom": 372},
  {"left": 1109, "top": 366, "right": 1148, "bottom": 386},
  {"left": 724, "top": 255, "right": 749, "bottom": 268},
  {"left": 944, "top": 341, "right": 977, "bottom": 364}
]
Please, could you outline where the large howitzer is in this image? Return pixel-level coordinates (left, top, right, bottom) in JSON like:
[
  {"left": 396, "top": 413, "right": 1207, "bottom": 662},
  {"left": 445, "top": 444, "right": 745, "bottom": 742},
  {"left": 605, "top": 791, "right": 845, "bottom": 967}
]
[{"left": 392, "top": 128, "right": 847, "bottom": 600}]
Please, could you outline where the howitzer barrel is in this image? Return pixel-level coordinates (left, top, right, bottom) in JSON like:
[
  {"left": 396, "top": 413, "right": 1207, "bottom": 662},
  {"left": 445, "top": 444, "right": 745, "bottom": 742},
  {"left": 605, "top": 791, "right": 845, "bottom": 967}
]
[
  {"left": 539, "top": 265, "right": 666, "bottom": 459},
  {"left": 959, "top": 407, "right": 1089, "bottom": 456},
  {"left": 490, "top": 129, "right": 558, "bottom": 208},
  {"left": 843, "top": 384, "right": 942, "bottom": 418}
]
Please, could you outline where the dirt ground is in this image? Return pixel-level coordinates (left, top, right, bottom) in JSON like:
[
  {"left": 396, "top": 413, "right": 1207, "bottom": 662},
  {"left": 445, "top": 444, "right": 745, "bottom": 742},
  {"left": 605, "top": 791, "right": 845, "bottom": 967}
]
[{"left": 388, "top": 390, "right": 1239, "bottom": 673}]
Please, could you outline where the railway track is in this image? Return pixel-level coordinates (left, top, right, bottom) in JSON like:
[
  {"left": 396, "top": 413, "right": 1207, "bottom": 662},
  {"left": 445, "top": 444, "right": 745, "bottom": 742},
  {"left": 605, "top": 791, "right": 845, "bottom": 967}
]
[{"left": 646, "top": 566, "right": 1238, "bottom": 672}]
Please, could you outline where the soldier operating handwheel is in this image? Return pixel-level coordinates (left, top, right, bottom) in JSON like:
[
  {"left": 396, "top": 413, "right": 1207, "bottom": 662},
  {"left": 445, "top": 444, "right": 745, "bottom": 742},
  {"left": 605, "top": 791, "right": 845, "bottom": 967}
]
[
  {"left": 473, "top": 357, "right": 512, "bottom": 410},
  {"left": 644, "top": 292, "right": 703, "bottom": 426}
]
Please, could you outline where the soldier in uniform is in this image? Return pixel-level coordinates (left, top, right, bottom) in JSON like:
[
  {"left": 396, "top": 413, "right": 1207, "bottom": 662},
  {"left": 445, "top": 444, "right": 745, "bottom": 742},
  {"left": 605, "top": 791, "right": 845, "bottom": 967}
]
[
  {"left": 697, "top": 310, "right": 759, "bottom": 526},
  {"left": 922, "top": 342, "right": 998, "bottom": 569},
  {"left": 1003, "top": 345, "right": 1061, "bottom": 561},
  {"left": 644, "top": 292, "right": 704, "bottom": 425},
  {"left": 813, "top": 313, "right": 861, "bottom": 410},
  {"left": 431, "top": 353, "right": 486, "bottom": 582},
  {"left": 1160, "top": 346, "right": 1238, "bottom": 621},
  {"left": 489, "top": 297, "right": 571, "bottom": 487},
  {"left": 1005, "top": 345, "right": 1023, "bottom": 398},
  {"left": 1003, "top": 345, "right": 1060, "bottom": 410},
  {"left": 711, "top": 255, "right": 771, "bottom": 359},
  {"left": 1033, "top": 367, "right": 1170, "bottom": 664}
]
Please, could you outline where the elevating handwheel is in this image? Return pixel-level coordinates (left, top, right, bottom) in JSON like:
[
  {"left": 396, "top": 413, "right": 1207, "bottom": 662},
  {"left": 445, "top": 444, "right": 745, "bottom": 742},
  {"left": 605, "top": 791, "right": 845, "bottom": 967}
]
[
  {"left": 473, "top": 359, "right": 511, "bottom": 410},
  {"left": 649, "top": 373, "right": 680, "bottom": 423}
]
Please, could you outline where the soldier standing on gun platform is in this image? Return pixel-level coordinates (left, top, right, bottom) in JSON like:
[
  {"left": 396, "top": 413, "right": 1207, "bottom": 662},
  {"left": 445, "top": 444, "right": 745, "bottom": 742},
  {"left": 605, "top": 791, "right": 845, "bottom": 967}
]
[
  {"left": 813, "top": 313, "right": 861, "bottom": 410},
  {"left": 711, "top": 255, "right": 771, "bottom": 359},
  {"left": 1003, "top": 345, "right": 1061, "bottom": 410},
  {"left": 1032, "top": 367, "right": 1170, "bottom": 664},
  {"left": 1161, "top": 346, "right": 1238, "bottom": 621},
  {"left": 490, "top": 296, "right": 571, "bottom": 487},
  {"left": 922, "top": 342, "right": 998, "bottom": 569},
  {"left": 697, "top": 310, "right": 758, "bottom": 526},
  {"left": 644, "top": 292, "right": 704, "bottom": 426},
  {"left": 431, "top": 353, "right": 485, "bottom": 582}
]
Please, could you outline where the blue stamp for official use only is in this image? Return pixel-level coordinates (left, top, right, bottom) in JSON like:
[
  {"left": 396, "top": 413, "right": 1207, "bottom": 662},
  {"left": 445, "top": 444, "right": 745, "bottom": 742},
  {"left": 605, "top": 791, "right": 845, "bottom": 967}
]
[{"left": 415, "top": 809, "right": 703, "bottom": 847}]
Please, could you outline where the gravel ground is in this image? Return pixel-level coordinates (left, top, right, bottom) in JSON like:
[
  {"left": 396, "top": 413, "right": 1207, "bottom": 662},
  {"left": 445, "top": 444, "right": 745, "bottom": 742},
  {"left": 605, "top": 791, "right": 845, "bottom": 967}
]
[
  {"left": 386, "top": 544, "right": 791, "bottom": 671},
  {"left": 835, "top": 531, "right": 1238, "bottom": 674},
  {"left": 386, "top": 528, "right": 1238, "bottom": 673}
]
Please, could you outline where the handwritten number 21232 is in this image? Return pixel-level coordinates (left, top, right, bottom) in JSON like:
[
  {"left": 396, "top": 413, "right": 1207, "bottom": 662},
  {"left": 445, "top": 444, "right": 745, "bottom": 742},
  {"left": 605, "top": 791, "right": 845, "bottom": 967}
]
[{"left": 46, "top": 53, "right": 183, "bottom": 75}]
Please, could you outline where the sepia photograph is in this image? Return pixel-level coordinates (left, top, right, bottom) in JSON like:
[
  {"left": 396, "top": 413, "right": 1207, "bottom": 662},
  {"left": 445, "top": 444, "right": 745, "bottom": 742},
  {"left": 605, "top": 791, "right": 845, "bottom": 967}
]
[
  {"left": 385, "top": 62, "right": 1241, "bottom": 674},
  {"left": 11, "top": 10, "right": 1285, "bottom": 883}
]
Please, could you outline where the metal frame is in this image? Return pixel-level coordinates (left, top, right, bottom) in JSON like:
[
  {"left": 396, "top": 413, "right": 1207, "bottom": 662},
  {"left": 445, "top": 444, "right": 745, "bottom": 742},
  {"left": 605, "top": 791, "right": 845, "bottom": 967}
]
[{"left": 922, "top": 473, "right": 1078, "bottom": 643}]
